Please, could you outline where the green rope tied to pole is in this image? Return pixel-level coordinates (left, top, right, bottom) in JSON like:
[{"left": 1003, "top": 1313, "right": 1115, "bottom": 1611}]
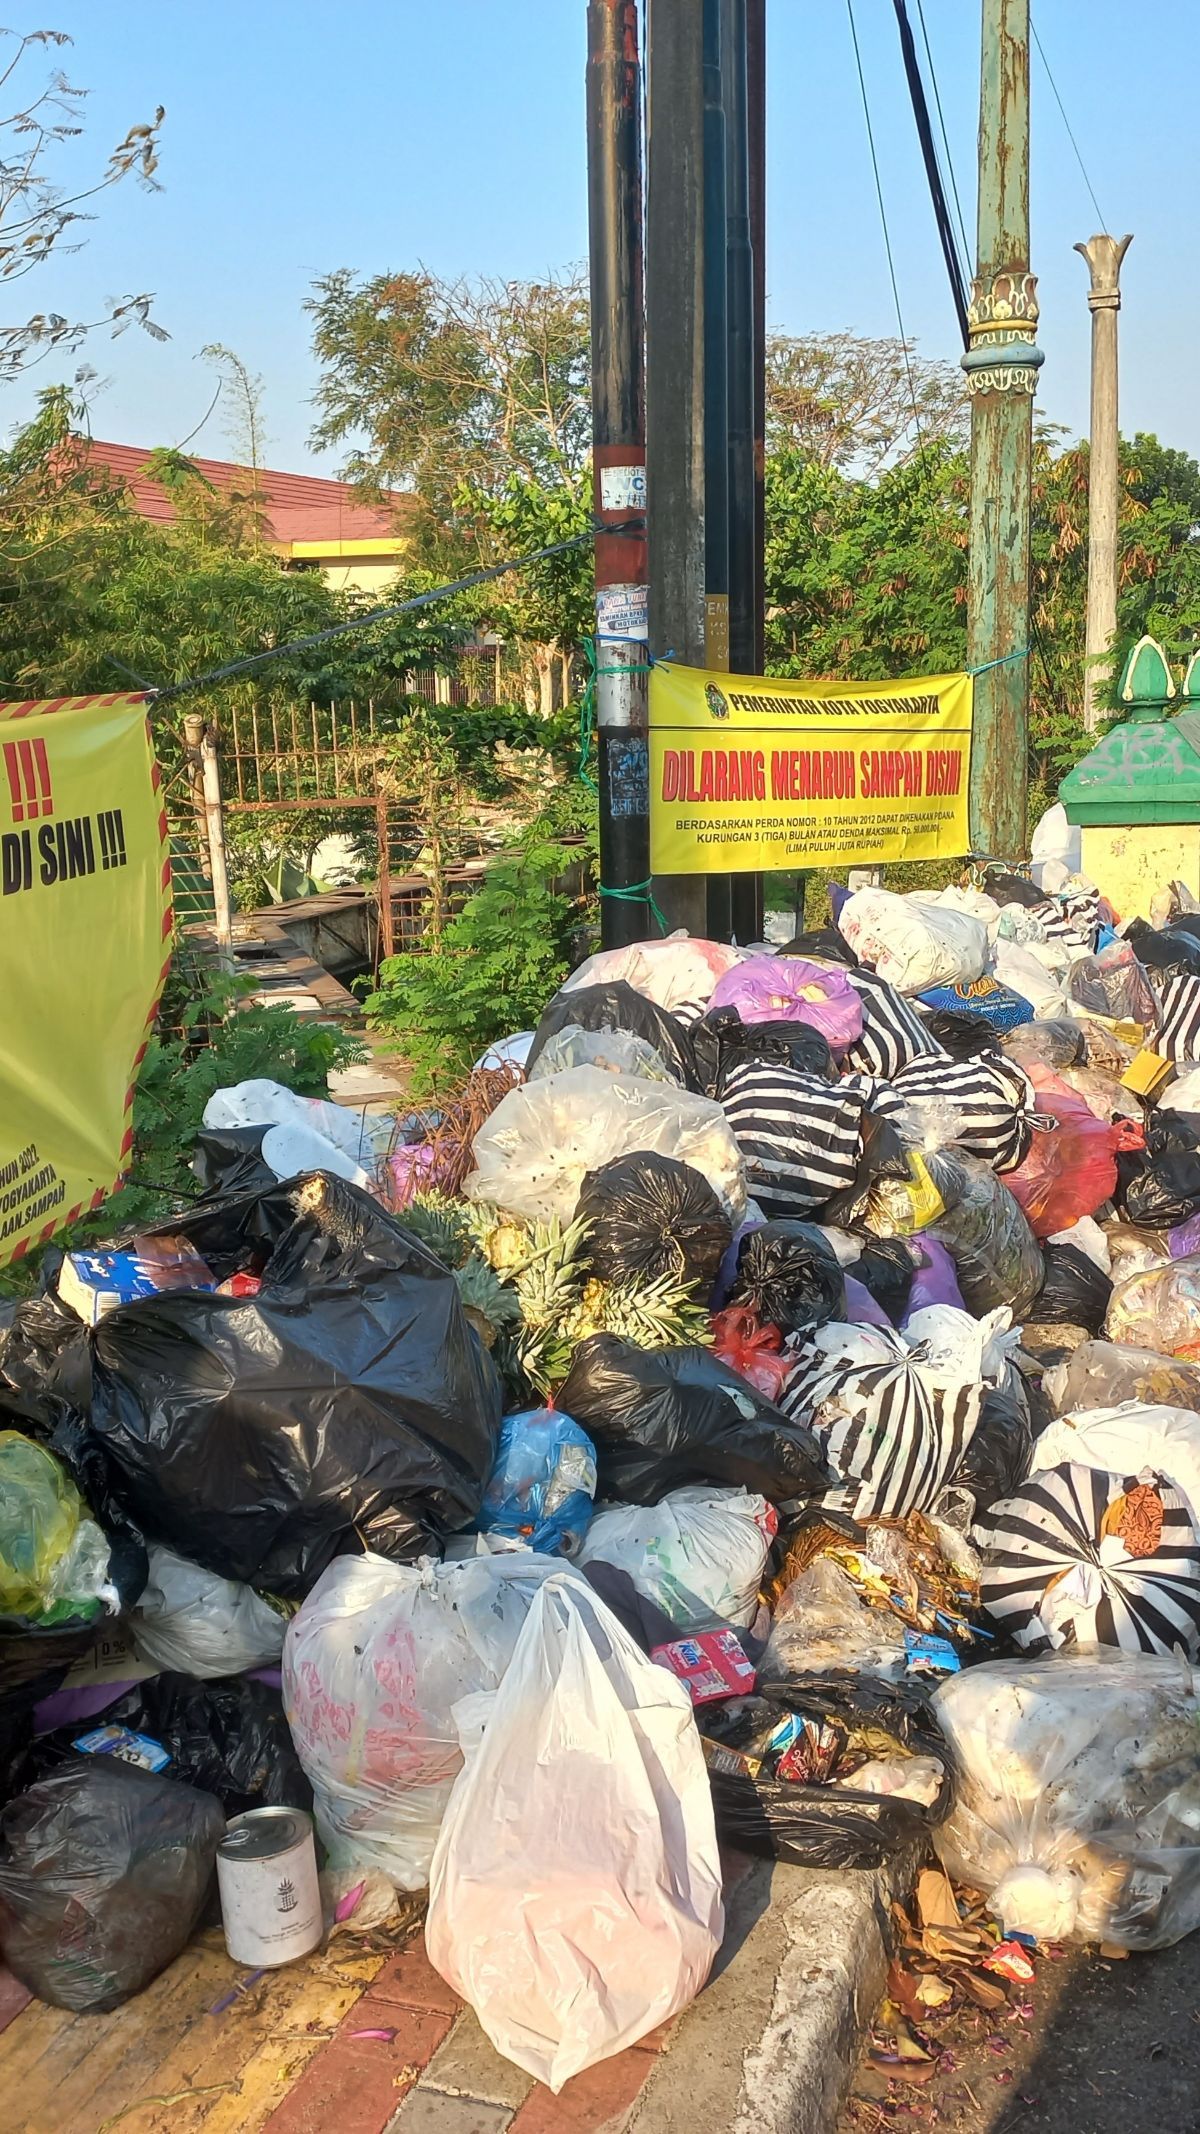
[
  {"left": 969, "top": 647, "right": 1030, "bottom": 677},
  {"left": 598, "top": 878, "right": 669, "bottom": 934}
]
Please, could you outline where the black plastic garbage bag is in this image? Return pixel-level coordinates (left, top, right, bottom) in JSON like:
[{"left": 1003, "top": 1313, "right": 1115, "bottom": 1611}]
[
  {"left": 0, "top": 1756, "right": 225, "bottom": 2010},
  {"left": 727, "top": 1222, "right": 846, "bottom": 1335},
  {"left": 575, "top": 1153, "right": 731, "bottom": 1293},
  {"left": 921, "top": 1009, "right": 1003, "bottom": 1061},
  {"left": 843, "top": 1238, "right": 916, "bottom": 1325},
  {"left": 701, "top": 1677, "right": 952, "bottom": 1870},
  {"left": 192, "top": 1124, "right": 276, "bottom": 1198},
  {"left": 557, "top": 1334, "right": 830, "bottom": 1505},
  {"left": 777, "top": 928, "right": 859, "bottom": 966},
  {"left": 820, "top": 1109, "right": 913, "bottom": 1233},
  {"left": 1032, "top": 1242, "right": 1113, "bottom": 1332},
  {"left": 1124, "top": 918, "right": 1200, "bottom": 982},
  {"left": 73, "top": 1173, "right": 503, "bottom": 1596},
  {"left": 525, "top": 982, "right": 698, "bottom": 1090},
  {"left": 1123, "top": 1114, "right": 1200, "bottom": 1229},
  {"left": 12, "top": 1673, "right": 310, "bottom": 1818},
  {"left": 690, "top": 1005, "right": 835, "bottom": 1100},
  {"left": 953, "top": 1378, "right": 1033, "bottom": 1516}
]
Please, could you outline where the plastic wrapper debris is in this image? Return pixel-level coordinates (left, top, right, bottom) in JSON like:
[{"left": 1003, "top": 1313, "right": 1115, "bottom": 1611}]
[
  {"left": 691, "top": 1005, "right": 835, "bottom": 1100},
  {"left": 919, "top": 976, "right": 1034, "bottom": 1035},
  {"left": 981, "top": 1463, "right": 1200, "bottom": 1655},
  {"left": 575, "top": 1151, "right": 731, "bottom": 1294},
  {"left": 1106, "top": 1252, "right": 1200, "bottom": 1354},
  {"left": 706, "top": 954, "right": 864, "bottom": 1055},
  {"left": 933, "top": 1652, "right": 1200, "bottom": 1949},
  {"left": 1066, "top": 941, "right": 1158, "bottom": 1027},
  {"left": 1031, "top": 1242, "right": 1113, "bottom": 1333},
  {"left": 726, "top": 1220, "right": 846, "bottom": 1334},
  {"left": 922, "top": 1150, "right": 1045, "bottom": 1317},
  {"left": 710, "top": 1307, "right": 791, "bottom": 1399},
  {"left": 837, "top": 887, "right": 989, "bottom": 995},
  {"left": 129, "top": 1545, "right": 286, "bottom": 1678},
  {"left": 73, "top": 1174, "right": 503, "bottom": 1595},
  {"left": 1122, "top": 1111, "right": 1200, "bottom": 1228},
  {"left": 477, "top": 1407, "right": 597, "bottom": 1558},
  {"left": 525, "top": 981, "right": 697, "bottom": 1090},
  {"left": 0, "top": 1432, "right": 113, "bottom": 1623},
  {"left": 700, "top": 1676, "right": 952, "bottom": 1869},
  {"left": 528, "top": 1023, "right": 677, "bottom": 1084},
  {"left": 1003, "top": 1065, "right": 1119, "bottom": 1237},
  {"left": 425, "top": 1570, "right": 723, "bottom": 2091},
  {"left": 1002, "top": 1017, "right": 1086, "bottom": 1070},
  {"left": 0, "top": 1756, "right": 225, "bottom": 2009},
  {"left": 1045, "top": 1340, "right": 1200, "bottom": 1419},
  {"left": 1031, "top": 1404, "right": 1200, "bottom": 1535},
  {"left": 465, "top": 1066, "right": 745, "bottom": 1228},
  {"left": 202, "top": 1078, "right": 380, "bottom": 1188},
  {"left": 283, "top": 1550, "right": 556, "bottom": 1890},
  {"left": 763, "top": 1556, "right": 907, "bottom": 1680},
  {"left": 561, "top": 932, "right": 745, "bottom": 1016},
  {"left": 558, "top": 1334, "right": 829, "bottom": 1506},
  {"left": 577, "top": 1485, "right": 775, "bottom": 1630}
]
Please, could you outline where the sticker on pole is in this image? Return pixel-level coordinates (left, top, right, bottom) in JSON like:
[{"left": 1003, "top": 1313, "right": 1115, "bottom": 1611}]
[
  {"left": 648, "top": 662, "right": 973, "bottom": 873},
  {"left": 0, "top": 692, "right": 171, "bottom": 1264},
  {"left": 599, "top": 463, "right": 647, "bottom": 513},
  {"left": 596, "top": 583, "right": 649, "bottom": 643}
]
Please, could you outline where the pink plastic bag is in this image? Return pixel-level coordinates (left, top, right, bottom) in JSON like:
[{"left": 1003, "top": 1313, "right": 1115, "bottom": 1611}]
[
  {"left": 1004, "top": 1064, "right": 1119, "bottom": 1238},
  {"left": 707, "top": 955, "right": 864, "bottom": 1057}
]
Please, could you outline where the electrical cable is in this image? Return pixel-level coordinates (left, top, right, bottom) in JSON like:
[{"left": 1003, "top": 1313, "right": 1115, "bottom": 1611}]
[
  {"left": 845, "top": 0, "right": 924, "bottom": 449},
  {"left": 1030, "top": 15, "right": 1108, "bottom": 233},
  {"left": 890, "top": 0, "right": 970, "bottom": 350},
  {"left": 913, "top": 0, "right": 972, "bottom": 273}
]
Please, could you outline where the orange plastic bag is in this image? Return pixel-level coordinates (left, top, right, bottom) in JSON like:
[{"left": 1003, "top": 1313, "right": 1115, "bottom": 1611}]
[{"left": 1004, "top": 1064, "right": 1119, "bottom": 1238}]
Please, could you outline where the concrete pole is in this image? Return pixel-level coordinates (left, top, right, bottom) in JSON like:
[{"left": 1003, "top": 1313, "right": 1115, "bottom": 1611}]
[
  {"left": 963, "top": 0, "right": 1043, "bottom": 857},
  {"left": 1075, "top": 232, "right": 1132, "bottom": 731},
  {"left": 184, "top": 711, "right": 234, "bottom": 966}
]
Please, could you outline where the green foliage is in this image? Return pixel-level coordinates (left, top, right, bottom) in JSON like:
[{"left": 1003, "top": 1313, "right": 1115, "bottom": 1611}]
[{"left": 363, "top": 801, "right": 593, "bottom": 1097}]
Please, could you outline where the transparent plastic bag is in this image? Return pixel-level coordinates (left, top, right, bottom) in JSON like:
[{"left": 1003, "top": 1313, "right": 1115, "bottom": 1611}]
[
  {"left": 426, "top": 1571, "right": 723, "bottom": 2089},
  {"left": 1066, "top": 942, "right": 1158, "bottom": 1026},
  {"left": 477, "top": 1408, "right": 598, "bottom": 1558},
  {"left": 1044, "top": 1340, "right": 1200, "bottom": 1419},
  {"left": 577, "top": 1484, "right": 775, "bottom": 1630},
  {"left": 934, "top": 1653, "right": 1200, "bottom": 1949},
  {"left": 1004, "top": 1066, "right": 1119, "bottom": 1237},
  {"left": 130, "top": 1545, "right": 287, "bottom": 1678},
  {"left": 464, "top": 1067, "right": 746, "bottom": 1226},
  {"left": 1106, "top": 1252, "right": 1200, "bottom": 1354},
  {"left": 1002, "top": 1018, "right": 1086, "bottom": 1070},
  {"left": 924, "top": 1151, "right": 1045, "bottom": 1316},
  {"left": 0, "top": 1433, "right": 113, "bottom": 1622},
  {"left": 762, "top": 1555, "right": 907, "bottom": 1681},
  {"left": 527, "top": 1023, "right": 676, "bottom": 1083},
  {"left": 282, "top": 1551, "right": 556, "bottom": 1890}
]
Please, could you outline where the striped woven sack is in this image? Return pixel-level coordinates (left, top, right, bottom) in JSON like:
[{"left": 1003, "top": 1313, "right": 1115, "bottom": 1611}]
[
  {"left": 887, "top": 1054, "right": 1036, "bottom": 1173},
  {"left": 1155, "top": 972, "right": 1200, "bottom": 1063},
  {"left": 719, "top": 1061, "right": 873, "bottom": 1218},
  {"left": 780, "top": 1323, "right": 984, "bottom": 1521},
  {"left": 981, "top": 1462, "right": 1200, "bottom": 1656},
  {"left": 840, "top": 967, "right": 948, "bottom": 1080}
]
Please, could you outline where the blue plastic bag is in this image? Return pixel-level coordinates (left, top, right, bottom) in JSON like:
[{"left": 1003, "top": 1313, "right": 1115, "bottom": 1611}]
[
  {"left": 478, "top": 1409, "right": 598, "bottom": 1558},
  {"left": 918, "top": 975, "right": 1034, "bottom": 1032}
]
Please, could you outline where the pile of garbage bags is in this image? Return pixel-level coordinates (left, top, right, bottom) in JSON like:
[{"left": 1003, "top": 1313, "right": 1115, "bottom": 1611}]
[{"left": 12, "top": 851, "right": 1200, "bottom": 2080}]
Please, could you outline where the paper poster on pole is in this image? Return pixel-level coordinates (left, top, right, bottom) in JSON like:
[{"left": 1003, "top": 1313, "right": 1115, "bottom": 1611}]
[
  {"left": 0, "top": 692, "right": 172, "bottom": 1264},
  {"left": 649, "top": 662, "right": 973, "bottom": 874}
]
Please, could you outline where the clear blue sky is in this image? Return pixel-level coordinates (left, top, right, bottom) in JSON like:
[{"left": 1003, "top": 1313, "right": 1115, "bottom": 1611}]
[{"left": 7, "top": 1, "right": 1193, "bottom": 473}]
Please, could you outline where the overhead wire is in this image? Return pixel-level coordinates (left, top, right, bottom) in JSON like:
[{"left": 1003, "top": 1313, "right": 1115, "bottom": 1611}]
[
  {"left": 844, "top": 0, "right": 925, "bottom": 450},
  {"left": 890, "top": 0, "right": 970, "bottom": 349},
  {"left": 913, "top": 0, "right": 972, "bottom": 273},
  {"left": 1030, "top": 15, "right": 1108, "bottom": 233}
]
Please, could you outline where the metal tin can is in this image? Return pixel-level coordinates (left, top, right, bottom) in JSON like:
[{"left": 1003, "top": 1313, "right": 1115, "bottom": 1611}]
[{"left": 217, "top": 1806, "right": 323, "bottom": 1968}]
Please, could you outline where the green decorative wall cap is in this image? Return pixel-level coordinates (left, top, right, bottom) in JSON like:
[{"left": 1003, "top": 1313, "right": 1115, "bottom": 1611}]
[{"left": 1061, "top": 636, "right": 1200, "bottom": 823}]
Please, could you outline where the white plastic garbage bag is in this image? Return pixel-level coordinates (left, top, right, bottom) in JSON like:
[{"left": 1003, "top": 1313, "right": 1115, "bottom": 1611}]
[
  {"left": 425, "top": 1571, "right": 724, "bottom": 2089},
  {"left": 283, "top": 1551, "right": 556, "bottom": 1890},
  {"left": 1030, "top": 801, "right": 1082, "bottom": 891},
  {"left": 203, "top": 1079, "right": 380, "bottom": 1187},
  {"left": 934, "top": 1652, "right": 1200, "bottom": 1948},
  {"left": 562, "top": 932, "right": 746, "bottom": 1015},
  {"left": 463, "top": 1066, "right": 747, "bottom": 1225},
  {"left": 837, "top": 888, "right": 988, "bottom": 995},
  {"left": 130, "top": 1545, "right": 286, "bottom": 1677},
  {"left": 1156, "top": 1067, "right": 1200, "bottom": 1119},
  {"left": 577, "top": 1486, "right": 774, "bottom": 1629},
  {"left": 1032, "top": 1403, "right": 1200, "bottom": 1533}
]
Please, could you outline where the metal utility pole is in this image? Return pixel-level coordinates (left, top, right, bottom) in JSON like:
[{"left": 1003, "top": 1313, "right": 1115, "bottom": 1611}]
[
  {"left": 587, "top": 0, "right": 650, "bottom": 950},
  {"left": 724, "top": 0, "right": 763, "bottom": 944},
  {"left": 701, "top": 0, "right": 732, "bottom": 945},
  {"left": 646, "top": 0, "right": 708, "bottom": 936},
  {"left": 1076, "top": 232, "right": 1133, "bottom": 732},
  {"left": 963, "top": 0, "right": 1043, "bottom": 856}
]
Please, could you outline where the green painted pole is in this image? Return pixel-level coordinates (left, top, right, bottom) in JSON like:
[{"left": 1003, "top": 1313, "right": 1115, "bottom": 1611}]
[{"left": 963, "top": 0, "right": 1043, "bottom": 857}]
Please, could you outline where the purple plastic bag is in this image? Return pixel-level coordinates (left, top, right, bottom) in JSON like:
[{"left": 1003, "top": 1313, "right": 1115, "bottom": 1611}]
[
  {"left": 707, "top": 955, "right": 864, "bottom": 1057},
  {"left": 1170, "top": 1211, "right": 1200, "bottom": 1259},
  {"left": 843, "top": 1275, "right": 892, "bottom": 1329},
  {"left": 902, "top": 1239, "right": 966, "bottom": 1319}
]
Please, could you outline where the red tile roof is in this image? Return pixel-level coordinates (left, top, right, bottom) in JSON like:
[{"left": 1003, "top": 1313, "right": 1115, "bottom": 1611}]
[{"left": 83, "top": 439, "right": 414, "bottom": 549}]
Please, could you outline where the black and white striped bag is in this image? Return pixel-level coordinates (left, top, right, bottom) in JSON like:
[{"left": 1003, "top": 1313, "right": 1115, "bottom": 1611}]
[
  {"left": 887, "top": 1053, "right": 1036, "bottom": 1173},
  {"left": 840, "top": 967, "right": 948, "bottom": 1079},
  {"left": 981, "top": 1463, "right": 1200, "bottom": 1656},
  {"left": 1154, "top": 972, "right": 1200, "bottom": 1062},
  {"left": 1028, "top": 896, "right": 1098, "bottom": 954},
  {"left": 719, "top": 1062, "right": 871, "bottom": 1218},
  {"left": 780, "top": 1323, "right": 984, "bottom": 1522}
]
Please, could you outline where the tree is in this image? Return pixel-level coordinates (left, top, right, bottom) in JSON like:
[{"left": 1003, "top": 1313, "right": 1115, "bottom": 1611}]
[
  {"left": 0, "top": 26, "right": 165, "bottom": 379},
  {"left": 199, "top": 342, "right": 270, "bottom": 548},
  {"left": 765, "top": 330, "right": 968, "bottom": 479}
]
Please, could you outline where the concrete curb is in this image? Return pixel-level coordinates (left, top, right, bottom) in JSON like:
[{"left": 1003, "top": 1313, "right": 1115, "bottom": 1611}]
[{"left": 629, "top": 1846, "right": 917, "bottom": 2134}]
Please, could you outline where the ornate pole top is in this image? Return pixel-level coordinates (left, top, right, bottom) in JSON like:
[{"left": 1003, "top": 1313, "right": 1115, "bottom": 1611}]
[{"left": 1074, "top": 233, "right": 1133, "bottom": 312}]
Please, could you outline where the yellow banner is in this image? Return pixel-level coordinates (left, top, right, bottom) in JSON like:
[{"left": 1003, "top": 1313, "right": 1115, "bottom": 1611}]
[
  {"left": 0, "top": 693, "right": 172, "bottom": 1265},
  {"left": 649, "top": 663, "right": 973, "bottom": 874}
]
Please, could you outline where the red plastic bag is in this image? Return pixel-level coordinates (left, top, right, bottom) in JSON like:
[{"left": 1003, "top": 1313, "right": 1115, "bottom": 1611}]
[
  {"left": 710, "top": 1307, "right": 791, "bottom": 1399},
  {"left": 1004, "top": 1064, "right": 1119, "bottom": 1238}
]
